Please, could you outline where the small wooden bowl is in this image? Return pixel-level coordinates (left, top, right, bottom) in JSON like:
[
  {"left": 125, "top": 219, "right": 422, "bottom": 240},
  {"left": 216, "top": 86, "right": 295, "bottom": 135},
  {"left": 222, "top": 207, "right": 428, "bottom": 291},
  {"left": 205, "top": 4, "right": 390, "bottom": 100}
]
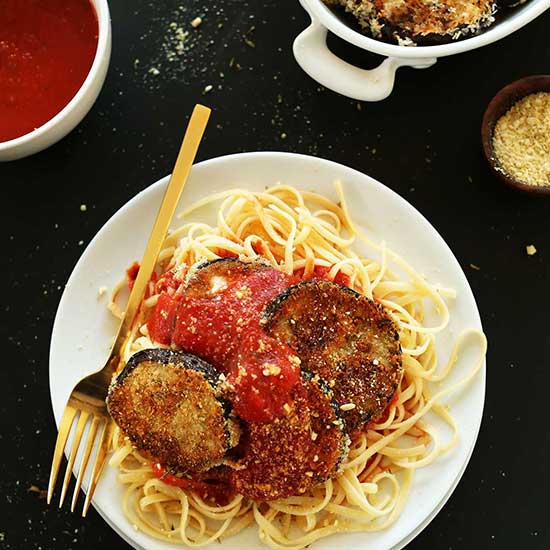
[{"left": 481, "top": 75, "right": 550, "bottom": 196}]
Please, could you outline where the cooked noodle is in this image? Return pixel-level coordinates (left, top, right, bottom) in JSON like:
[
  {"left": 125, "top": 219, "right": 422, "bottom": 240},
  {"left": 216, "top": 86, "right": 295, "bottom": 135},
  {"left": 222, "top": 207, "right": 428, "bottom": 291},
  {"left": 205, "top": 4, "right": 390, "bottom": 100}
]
[{"left": 108, "top": 183, "right": 486, "bottom": 549}]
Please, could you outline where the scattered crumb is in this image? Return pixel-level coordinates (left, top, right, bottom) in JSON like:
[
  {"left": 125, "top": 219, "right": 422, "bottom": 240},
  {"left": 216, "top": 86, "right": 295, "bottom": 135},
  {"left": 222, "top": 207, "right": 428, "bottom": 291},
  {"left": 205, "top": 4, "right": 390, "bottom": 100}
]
[
  {"left": 281, "top": 132, "right": 287, "bottom": 140},
  {"left": 148, "top": 67, "right": 160, "bottom": 76},
  {"left": 79, "top": 204, "right": 87, "bottom": 212},
  {"left": 191, "top": 16, "right": 202, "bottom": 28},
  {"left": 171, "top": 26, "right": 189, "bottom": 58},
  {"left": 203, "top": 84, "right": 213, "bottom": 94},
  {"left": 526, "top": 244, "right": 537, "bottom": 256},
  {"left": 97, "top": 286, "right": 108, "bottom": 299},
  {"left": 243, "top": 26, "right": 256, "bottom": 48},
  {"left": 28, "top": 485, "right": 47, "bottom": 499},
  {"left": 470, "top": 263, "right": 481, "bottom": 270}
]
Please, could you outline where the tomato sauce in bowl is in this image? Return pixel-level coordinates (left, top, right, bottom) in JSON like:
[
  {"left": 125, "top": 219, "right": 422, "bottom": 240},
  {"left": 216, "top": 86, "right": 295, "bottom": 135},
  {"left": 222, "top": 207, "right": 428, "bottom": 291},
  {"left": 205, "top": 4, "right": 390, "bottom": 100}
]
[{"left": 0, "top": 0, "right": 99, "bottom": 143}]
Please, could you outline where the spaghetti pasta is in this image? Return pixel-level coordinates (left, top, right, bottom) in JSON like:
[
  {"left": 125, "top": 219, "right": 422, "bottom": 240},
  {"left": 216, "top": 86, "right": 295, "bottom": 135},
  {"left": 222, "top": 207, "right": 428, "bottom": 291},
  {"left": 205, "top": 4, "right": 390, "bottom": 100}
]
[{"left": 108, "top": 183, "right": 486, "bottom": 549}]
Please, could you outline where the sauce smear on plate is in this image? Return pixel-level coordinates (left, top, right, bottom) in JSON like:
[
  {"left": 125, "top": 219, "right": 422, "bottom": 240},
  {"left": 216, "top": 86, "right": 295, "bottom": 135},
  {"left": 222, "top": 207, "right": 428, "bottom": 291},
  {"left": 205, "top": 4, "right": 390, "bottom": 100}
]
[{"left": 0, "top": 0, "right": 99, "bottom": 142}]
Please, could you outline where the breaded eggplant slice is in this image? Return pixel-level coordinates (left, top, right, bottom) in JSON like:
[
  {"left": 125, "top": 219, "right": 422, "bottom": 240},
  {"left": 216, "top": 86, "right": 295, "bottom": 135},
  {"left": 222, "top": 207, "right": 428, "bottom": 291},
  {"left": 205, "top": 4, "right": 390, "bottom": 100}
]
[
  {"left": 302, "top": 370, "right": 350, "bottom": 481},
  {"left": 174, "top": 257, "right": 296, "bottom": 369},
  {"left": 184, "top": 257, "right": 270, "bottom": 297},
  {"left": 263, "top": 280, "right": 402, "bottom": 432},
  {"left": 229, "top": 372, "right": 348, "bottom": 501},
  {"left": 107, "top": 349, "right": 240, "bottom": 473}
]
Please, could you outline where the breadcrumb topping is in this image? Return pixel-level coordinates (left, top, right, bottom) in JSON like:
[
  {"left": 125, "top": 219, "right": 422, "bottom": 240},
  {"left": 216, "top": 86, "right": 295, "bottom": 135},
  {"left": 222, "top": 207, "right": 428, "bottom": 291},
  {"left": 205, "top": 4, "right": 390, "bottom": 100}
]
[
  {"left": 326, "top": 0, "right": 495, "bottom": 43},
  {"left": 493, "top": 92, "right": 550, "bottom": 187}
]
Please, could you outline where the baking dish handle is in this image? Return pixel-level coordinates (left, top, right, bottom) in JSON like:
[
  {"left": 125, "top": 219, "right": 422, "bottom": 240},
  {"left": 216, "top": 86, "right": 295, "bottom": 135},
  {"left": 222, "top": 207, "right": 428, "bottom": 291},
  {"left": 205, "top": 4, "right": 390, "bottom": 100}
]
[{"left": 293, "top": 21, "right": 437, "bottom": 102}]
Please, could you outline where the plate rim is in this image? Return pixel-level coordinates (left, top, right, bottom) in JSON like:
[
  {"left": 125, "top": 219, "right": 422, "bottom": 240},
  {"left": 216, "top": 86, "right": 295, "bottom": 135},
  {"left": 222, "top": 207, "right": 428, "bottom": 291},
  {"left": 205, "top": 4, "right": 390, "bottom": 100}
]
[{"left": 49, "top": 151, "right": 486, "bottom": 550}]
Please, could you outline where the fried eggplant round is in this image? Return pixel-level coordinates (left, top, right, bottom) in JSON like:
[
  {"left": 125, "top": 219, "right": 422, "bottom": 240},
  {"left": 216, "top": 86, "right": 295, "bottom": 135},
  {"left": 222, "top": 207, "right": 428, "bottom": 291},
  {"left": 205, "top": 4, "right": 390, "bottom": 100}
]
[
  {"left": 107, "top": 349, "right": 240, "bottom": 473},
  {"left": 263, "top": 280, "right": 403, "bottom": 431}
]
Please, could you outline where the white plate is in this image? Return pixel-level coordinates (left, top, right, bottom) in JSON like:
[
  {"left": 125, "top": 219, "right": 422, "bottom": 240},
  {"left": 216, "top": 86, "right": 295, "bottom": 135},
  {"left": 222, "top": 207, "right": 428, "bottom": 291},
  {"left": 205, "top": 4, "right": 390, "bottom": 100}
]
[{"left": 49, "top": 152, "right": 485, "bottom": 550}]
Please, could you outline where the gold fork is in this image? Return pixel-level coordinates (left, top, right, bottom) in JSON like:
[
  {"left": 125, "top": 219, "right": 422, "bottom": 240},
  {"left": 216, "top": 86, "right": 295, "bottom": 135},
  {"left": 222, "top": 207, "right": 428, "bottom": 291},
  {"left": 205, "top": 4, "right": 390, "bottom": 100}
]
[{"left": 47, "top": 104, "right": 211, "bottom": 516}]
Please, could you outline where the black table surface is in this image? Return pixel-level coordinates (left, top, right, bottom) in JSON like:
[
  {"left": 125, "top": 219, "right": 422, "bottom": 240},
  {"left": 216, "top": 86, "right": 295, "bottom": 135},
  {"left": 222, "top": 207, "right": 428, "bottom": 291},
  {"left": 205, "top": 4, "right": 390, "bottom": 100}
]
[{"left": 3, "top": 1, "right": 550, "bottom": 549}]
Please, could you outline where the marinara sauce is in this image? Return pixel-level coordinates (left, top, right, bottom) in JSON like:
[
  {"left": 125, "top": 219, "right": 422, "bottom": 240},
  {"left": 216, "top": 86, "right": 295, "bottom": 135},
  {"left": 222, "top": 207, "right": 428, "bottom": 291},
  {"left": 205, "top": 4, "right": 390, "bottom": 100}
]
[
  {"left": 0, "top": 0, "right": 99, "bottom": 142},
  {"left": 148, "top": 265, "right": 301, "bottom": 423},
  {"left": 146, "top": 260, "right": 352, "bottom": 424},
  {"left": 151, "top": 463, "right": 233, "bottom": 506}
]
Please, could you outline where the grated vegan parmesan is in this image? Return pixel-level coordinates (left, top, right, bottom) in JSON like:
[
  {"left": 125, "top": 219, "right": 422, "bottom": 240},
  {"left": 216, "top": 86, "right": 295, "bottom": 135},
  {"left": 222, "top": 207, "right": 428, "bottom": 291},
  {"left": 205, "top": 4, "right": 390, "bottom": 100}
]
[{"left": 492, "top": 92, "right": 550, "bottom": 187}]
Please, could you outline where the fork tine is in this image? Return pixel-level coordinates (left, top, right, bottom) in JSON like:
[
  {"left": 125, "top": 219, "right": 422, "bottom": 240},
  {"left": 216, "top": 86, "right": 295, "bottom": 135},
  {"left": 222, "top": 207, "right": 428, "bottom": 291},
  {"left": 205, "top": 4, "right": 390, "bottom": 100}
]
[
  {"left": 70, "top": 415, "right": 101, "bottom": 513},
  {"left": 58, "top": 410, "right": 90, "bottom": 508},
  {"left": 47, "top": 405, "right": 78, "bottom": 504},
  {"left": 82, "top": 420, "right": 115, "bottom": 517}
]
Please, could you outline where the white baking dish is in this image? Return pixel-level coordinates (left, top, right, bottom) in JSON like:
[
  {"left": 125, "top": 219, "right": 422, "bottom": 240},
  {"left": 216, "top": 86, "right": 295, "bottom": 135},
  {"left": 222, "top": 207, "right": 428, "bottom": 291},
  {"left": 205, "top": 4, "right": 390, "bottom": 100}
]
[{"left": 293, "top": 0, "right": 550, "bottom": 101}]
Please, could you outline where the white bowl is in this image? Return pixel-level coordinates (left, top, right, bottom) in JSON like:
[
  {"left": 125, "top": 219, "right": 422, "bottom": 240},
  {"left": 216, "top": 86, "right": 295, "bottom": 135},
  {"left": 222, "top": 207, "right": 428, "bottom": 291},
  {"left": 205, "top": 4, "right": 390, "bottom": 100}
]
[
  {"left": 0, "top": 0, "right": 111, "bottom": 162},
  {"left": 293, "top": 0, "right": 550, "bottom": 101}
]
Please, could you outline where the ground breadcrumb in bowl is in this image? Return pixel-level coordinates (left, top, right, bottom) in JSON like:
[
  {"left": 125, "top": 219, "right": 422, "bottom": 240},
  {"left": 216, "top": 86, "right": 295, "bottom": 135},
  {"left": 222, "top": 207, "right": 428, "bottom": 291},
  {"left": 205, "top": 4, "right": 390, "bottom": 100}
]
[{"left": 481, "top": 75, "right": 550, "bottom": 196}]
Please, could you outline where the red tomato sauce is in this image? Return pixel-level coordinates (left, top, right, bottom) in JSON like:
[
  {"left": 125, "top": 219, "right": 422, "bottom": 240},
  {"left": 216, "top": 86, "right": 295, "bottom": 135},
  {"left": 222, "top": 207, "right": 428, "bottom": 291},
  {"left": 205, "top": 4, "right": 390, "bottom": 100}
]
[
  {"left": 298, "top": 264, "right": 352, "bottom": 288},
  {"left": 153, "top": 270, "right": 179, "bottom": 295},
  {"left": 148, "top": 264, "right": 301, "bottom": 422},
  {"left": 172, "top": 267, "right": 297, "bottom": 367},
  {"left": 126, "top": 261, "right": 140, "bottom": 290},
  {"left": 227, "top": 328, "right": 300, "bottom": 422},
  {"left": 151, "top": 463, "right": 233, "bottom": 505},
  {"left": 144, "top": 259, "right": 356, "bottom": 422},
  {"left": 0, "top": 0, "right": 99, "bottom": 142}
]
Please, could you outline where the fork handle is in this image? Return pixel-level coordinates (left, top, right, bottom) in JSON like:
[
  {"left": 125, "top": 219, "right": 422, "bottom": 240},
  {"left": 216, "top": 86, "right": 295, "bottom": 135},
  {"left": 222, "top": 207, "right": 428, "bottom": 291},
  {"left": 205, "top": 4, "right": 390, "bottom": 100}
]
[{"left": 111, "top": 105, "right": 211, "bottom": 359}]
